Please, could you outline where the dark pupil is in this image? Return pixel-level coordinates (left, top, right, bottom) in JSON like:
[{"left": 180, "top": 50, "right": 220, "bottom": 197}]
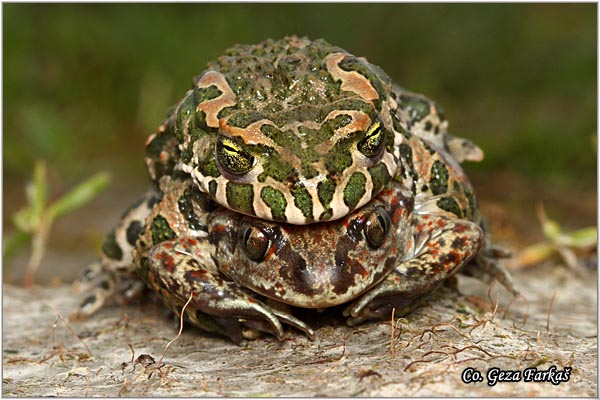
[
  {"left": 241, "top": 225, "right": 270, "bottom": 262},
  {"left": 358, "top": 127, "right": 384, "bottom": 157},
  {"left": 364, "top": 208, "right": 391, "bottom": 248},
  {"left": 217, "top": 138, "right": 254, "bottom": 175}
]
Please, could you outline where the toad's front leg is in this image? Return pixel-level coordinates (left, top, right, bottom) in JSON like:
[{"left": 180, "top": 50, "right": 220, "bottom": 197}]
[
  {"left": 344, "top": 214, "right": 483, "bottom": 325},
  {"left": 143, "top": 237, "right": 314, "bottom": 343}
]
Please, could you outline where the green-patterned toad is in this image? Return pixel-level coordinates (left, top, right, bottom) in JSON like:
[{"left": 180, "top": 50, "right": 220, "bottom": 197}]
[{"left": 74, "top": 36, "right": 514, "bottom": 342}]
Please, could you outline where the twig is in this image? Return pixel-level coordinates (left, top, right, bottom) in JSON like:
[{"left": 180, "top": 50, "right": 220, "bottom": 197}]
[
  {"left": 128, "top": 343, "right": 136, "bottom": 363},
  {"left": 323, "top": 337, "right": 349, "bottom": 373},
  {"left": 444, "top": 344, "right": 496, "bottom": 359},
  {"left": 403, "top": 350, "right": 449, "bottom": 371},
  {"left": 47, "top": 303, "right": 92, "bottom": 356}
]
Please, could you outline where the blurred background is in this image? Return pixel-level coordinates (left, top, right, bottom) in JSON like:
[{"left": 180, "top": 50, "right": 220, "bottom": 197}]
[{"left": 3, "top": 3, "right": 597, "bottom": 284}]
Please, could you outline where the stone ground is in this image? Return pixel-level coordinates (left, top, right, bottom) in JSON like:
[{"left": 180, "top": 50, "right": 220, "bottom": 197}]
[{"left": 2, "top": 261, "right": 597, "bottom": 397}]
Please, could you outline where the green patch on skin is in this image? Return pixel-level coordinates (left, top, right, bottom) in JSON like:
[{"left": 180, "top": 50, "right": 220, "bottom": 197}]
[
  {"left": 434, "top": 103, "right": 446, "bottom": 122},
  {"left": 226, "top": 183, "right": 255, "bottom": 215},
  {"left": 198, "top": 147, "right": 221, "bottom": 178},
  {"left": 264, "top": 102, "right": 283, "bottom": 113},
  {"left": 260, "top": 186, "right": 287, "bottom": 221},
  {"left": 271, "top": 104, "right": 321, "bottom": 127},
  {"left": 319, "top": 209, "right": 333, "bottom": 221},
  {"left": 368, "top": 163, "right": 391, "bottom": 196},
  {"left": 343, "top": 172, "right": 367, "bottom": 209},
  {"left": 329, "top": 113, "right": 353, "bottom": 129},
  {"left": 399, "top": 143, "right": 414, "bottom": 169},
  {"left": 181, "top": 147, "right": 193, "bottom": 164},
  {"left": 271, "top": 66, "right": 292, "bottom": 101},
  {"left": 317, "top": 177, "right": 335, "bottom": 212},
  {"left": 437, "top": 197, "right": 463, "bottom": 218},
  {"left": 261, "top": 124, "right": 301, "bottom": 150},
  {"left": 175, "top": 93, "right": 199, "bottom": 143},
  {"left": 228, "top": 73, "right": 251, "bottom": 96},
  {"left": 463, "top": 188, "right": 477, "bottom": 220},
  {"left": 258, "top": 152, "right": 294, "bottom": 183},
  {"left": 151, "top": 215, "right": 176, "bottom": 244},
  {"left": 429, "top": 160, "right": 449, "bottom": 195},
  {"left": 298, "top": 126, "right": 327, "bottom": 148},
  {"left": 136, "top": 256, "right": 151, "bottom": 287},
  {"left": 328, "top": 150, "right": 353, "bottom": 173},
  {"left": 398, "top": 94, "right": 430, "bottom": 122},
  {"left": 321, "top": 99, "right": 376, "bottom": 122},
  {"left": 291, "top": 184, "right": 314, "bottom": 222},
  {"left": 102, "top": 231, "right": 123, "bottom": 261},
  {"left": 196, "top": 84, "right": 222, "bottom": 102},
  {"left": 399, "top": 143, "right": 415, "bottom": 188},
  {"left": 453, "top": 181, "right": 461, "bottom": 193},
  {"left": 301, "top": 164, "right": 319, "bottom": 180},
  {"left": 261, "top": 125, "right": 327, "bottom": 180},
  {"left": 216, "top": 106, "right": 232, "bottom": 120},
  {"left": 326, "top": 136, "right": 355, "bottom": 173},
  {"left": 384, "top": 126, "right": 395, "bottom": 153},
  {"left": 178, "top": 188, "right": 206, "bottom": 231},
  {"left": 227, "top": 110, "right": 265, "bottom": 128},
  {"left": 145, "top": 131, "right": 179, "bottom": 180},
  {"left": 317, "top": 114, "right": 353, "bottom": 144},
  {"left": 208, "top": 180, "right": 217, "bottom": 197},
  {"left": 180, "top": 128, "right": 208, "bottom": 164}
]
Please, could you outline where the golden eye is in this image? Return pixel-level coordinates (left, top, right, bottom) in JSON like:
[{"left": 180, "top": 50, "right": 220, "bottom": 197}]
[
  {"left": 216, "top": 136, "right": 255, "bottom": 175},
  {"left": 358, "top": 120, "right": 385, "bottom": 157}
]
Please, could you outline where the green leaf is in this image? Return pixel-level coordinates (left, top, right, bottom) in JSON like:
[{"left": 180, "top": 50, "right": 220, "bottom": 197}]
[
  {"left": 31, "top": 160, "right": 48, "bottom": 219},
  {"left": 541, "top": 218, "right": 562, "bottom": 242},
  {"left": 12, "top": 207, "right": 35, "bottom": 233},
  {"left": 558, "top": 226, "right": 597, "bottom": 248},
  {"left": 3, "top": 230, "right": 31, "bottom": 261},
  {"left": 47, "top": 172, "right": 110, "bottom": 221}
]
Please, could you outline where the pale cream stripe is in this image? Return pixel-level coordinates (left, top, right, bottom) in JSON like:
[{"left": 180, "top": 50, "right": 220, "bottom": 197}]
[
  {"left": 325, "top": 53, "right": 379, "bottom": 101},
  {"left": 195, "top": 71, "right": 237, "bottom": 128}
]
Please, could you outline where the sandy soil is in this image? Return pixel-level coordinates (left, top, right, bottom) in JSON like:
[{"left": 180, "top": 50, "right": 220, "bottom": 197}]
[{"left": 3, "top": 261, "right": 596, "bottom": 397}]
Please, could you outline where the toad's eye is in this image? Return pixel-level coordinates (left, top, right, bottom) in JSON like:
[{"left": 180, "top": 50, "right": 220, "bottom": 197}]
[
  {"left": 357, "top": 120, "right": 385, "bottom": 158},
  {"left": 239, "top": 223, "right": 271, "bottom": 262},
  {"left": 364, "top": 206, "right": 391, "bottom": 248},
  {"left": 216, "top": 136, "right": 255, "bottom": 175}
]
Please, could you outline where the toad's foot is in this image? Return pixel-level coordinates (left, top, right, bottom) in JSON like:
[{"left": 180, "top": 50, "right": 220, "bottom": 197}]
[
  {"left": 144, "top": 238, "right": 314, "bottom": 343},
  {"left": 344, "top": 214, "right": 483, "bottom": 326}
]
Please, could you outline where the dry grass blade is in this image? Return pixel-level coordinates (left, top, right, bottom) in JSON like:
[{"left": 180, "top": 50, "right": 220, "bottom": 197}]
[
  {"left": 546, "top": 289, "right": 557, "bottom": 332},
  {"left": 390, "top": 307, "right": 396, "bottom": 359},
  {"left": 158, "top": 291, "right": 194, "bottom": 365}
]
